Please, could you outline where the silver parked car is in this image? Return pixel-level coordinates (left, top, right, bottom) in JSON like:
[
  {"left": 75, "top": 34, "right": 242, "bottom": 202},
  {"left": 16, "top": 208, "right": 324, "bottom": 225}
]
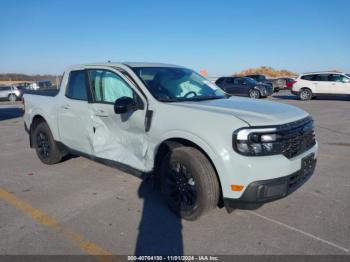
[{"left": 0, "top": 86, "right": 21, "bottom": 102}]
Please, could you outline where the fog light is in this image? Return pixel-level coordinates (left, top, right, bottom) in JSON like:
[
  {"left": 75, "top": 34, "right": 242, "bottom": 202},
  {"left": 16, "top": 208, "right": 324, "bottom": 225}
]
[{"left": 251, "top": 143, "right": 262, "bottom": 154}]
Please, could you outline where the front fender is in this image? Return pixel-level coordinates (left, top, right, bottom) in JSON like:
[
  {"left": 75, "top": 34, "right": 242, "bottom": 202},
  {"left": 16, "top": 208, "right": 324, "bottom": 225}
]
[{"left": 156, "top": 130, "right": 229, "bottom": 194}]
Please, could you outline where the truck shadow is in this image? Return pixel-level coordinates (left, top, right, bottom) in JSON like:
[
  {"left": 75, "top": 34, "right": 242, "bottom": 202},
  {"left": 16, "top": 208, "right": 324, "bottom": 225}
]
[
  {"left": 0, "top": 107, "right": 23, "bottom": 121},
  {"left": 135, "top": 178, "right": 183, "bottom": 256}
]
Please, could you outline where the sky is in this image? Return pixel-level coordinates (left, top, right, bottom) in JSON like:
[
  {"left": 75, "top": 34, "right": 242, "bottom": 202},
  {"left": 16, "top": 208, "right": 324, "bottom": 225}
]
[{"left": 0, "top": 0, "right": 349, "bottom": 76}]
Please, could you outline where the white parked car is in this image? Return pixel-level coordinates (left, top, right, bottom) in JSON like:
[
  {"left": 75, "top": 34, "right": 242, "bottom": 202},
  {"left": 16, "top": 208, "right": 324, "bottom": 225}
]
[
  {"left": 0, "top": 86, "right": 21, "bottom": 102},
  {"left": 292, "top": 72, "right": 350, "bottom": 100}
]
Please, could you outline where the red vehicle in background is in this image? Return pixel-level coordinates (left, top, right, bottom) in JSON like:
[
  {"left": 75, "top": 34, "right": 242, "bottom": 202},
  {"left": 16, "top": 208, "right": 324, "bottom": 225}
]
[{"left": 281, "top": 78, "right": 297, "bottom": 89}]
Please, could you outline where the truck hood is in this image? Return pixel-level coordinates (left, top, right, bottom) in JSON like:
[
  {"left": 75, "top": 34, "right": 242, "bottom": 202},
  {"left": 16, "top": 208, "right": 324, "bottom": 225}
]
[{"left": 172, "top": 97, "right": 309, "bottom": 126}]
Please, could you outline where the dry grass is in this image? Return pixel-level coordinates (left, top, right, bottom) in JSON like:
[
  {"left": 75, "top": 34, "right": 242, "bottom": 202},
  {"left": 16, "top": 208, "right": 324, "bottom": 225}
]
[{"left": 234, "top": 66, "right": 297, "bottom": 77}]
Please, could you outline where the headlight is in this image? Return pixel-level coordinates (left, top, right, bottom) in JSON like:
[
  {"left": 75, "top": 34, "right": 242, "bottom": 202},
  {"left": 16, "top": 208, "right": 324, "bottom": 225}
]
[
  {"left": 233, "top": 118, "right": 316, "bottom": 157},
  {"left": 233, "top": 127, "right": 281, "bottom": 156},
  {"left": 259, "top": 86, "right": 266, "bottom": 92}
]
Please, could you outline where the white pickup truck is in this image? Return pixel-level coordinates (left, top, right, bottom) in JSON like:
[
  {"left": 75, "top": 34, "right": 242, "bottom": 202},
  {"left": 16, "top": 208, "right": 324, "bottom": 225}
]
[{"left": 23, "top": 63, "right": 318, "bottom": 220}]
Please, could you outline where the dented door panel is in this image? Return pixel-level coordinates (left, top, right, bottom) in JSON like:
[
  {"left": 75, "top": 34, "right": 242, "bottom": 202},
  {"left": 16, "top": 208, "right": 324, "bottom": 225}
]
[{"left": 88, "top": 103, "right": 149, "bottom": 172}]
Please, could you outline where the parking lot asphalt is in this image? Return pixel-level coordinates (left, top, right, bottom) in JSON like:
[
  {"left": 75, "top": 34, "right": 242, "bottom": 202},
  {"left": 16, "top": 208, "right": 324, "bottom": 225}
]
[{"left": 0, "top": 90, "right": 349, "bottom": 258}]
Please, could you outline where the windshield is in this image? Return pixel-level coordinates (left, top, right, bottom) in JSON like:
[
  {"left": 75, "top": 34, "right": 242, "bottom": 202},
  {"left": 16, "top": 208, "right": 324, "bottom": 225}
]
[
  {"left": 346, "top": 74, "right": 350, "bottom": 78},
  {"left": 132, "top": 67, "right": 226, "bottom": 102}
]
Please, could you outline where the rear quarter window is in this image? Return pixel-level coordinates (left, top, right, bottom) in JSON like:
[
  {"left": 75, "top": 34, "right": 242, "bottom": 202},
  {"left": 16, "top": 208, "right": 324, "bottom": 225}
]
[
  {"left": 301, "top": 75, "right": 314, "bottom": 81},
  {"left": 215, "top": 78, "right": 225, "bottom": 84}
]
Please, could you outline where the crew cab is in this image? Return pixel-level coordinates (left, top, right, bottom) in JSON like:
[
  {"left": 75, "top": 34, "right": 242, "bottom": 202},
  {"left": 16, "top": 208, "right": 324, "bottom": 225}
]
[{"left": 23, "top": 63, "right": 318, "bottom": 220}]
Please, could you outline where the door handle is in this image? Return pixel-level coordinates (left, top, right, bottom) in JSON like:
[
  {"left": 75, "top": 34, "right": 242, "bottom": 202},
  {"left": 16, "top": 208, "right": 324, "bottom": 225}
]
[
  {"left": 95, "top": 109, "right": 109, "bottom": 117},
  {"left": 61, "top": 104, "right": 71, "bottom": 109}
]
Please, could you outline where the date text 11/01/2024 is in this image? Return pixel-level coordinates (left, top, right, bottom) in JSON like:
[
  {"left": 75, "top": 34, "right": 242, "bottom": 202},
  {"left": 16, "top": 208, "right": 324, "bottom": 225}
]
[{"left": 127, "top": 255, "right": 219, "bottom": 261}]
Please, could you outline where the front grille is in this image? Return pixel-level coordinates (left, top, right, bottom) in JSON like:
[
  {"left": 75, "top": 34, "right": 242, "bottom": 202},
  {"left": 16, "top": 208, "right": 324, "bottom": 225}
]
[{"left": 277, "top": 117, "right": 316, "bottom": 159}]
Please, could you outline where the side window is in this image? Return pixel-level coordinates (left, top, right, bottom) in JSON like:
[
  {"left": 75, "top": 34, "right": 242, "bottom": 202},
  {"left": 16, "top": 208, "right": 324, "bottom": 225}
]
[
  {"left": 224, "top": 78, "right": 234, "bottom": 84},
  {"left": 234, "top": 78, "right": 242, "bottom": 85},
  {"left": 66, "top": 70, "right": 88, "bottom": 100},
  {"left": 313, "top": 74, "right": 329, "bottom": 81},
  {"left": 301, "top": 75, "right": 314, "bottom": 81},
  {"left": 215, "top": 78, "right": 224, "bottom": 84},
  {"left": 88, "top": 70, "right": 134, "bottom": 103},
  {"left": 329, "top": 74, "right": 348, "bottom": 82}
]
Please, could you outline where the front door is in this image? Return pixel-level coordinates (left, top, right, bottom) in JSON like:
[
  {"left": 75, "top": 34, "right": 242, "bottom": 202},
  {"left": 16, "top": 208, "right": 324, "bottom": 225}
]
[
  {"left": 87, "top": 68, "right": 148, "bottom": 172},
  {"left": 329, "top": 74, "right": 350, "bottom": 95},
  {"left": 233, "top": 77, "right": 246, "bottom": 95}
]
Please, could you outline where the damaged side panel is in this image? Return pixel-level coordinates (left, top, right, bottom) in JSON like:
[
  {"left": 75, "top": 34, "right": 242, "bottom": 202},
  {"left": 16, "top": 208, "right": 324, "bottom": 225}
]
[{"left": 87, "top": 103, "right": 154, "bottom": 172}]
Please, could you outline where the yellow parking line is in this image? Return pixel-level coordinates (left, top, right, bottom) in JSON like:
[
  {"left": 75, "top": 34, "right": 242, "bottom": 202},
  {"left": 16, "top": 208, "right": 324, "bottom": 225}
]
[
  {"left": 319, "top": 153, "right": 350, "bottom": 161},
  {"left": 0, "top": 188, "right": 120, "bottom": 262}
]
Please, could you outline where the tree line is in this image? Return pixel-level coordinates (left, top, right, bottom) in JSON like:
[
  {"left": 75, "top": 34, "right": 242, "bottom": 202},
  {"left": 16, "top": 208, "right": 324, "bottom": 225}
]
[{"left": 0, "top": 73, "right": 61, "bottom": 82}]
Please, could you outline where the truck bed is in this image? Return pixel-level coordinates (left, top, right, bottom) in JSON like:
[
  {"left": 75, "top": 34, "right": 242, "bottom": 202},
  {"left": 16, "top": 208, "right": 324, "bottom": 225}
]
[{"left": 23, "top": 89, "right": 59, "bottom": 97}]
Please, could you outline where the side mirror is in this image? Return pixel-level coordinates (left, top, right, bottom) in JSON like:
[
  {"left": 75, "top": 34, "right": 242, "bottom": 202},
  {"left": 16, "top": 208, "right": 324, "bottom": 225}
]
[{"left": 114, "top": 96, "right": 137, "bottom": 114}]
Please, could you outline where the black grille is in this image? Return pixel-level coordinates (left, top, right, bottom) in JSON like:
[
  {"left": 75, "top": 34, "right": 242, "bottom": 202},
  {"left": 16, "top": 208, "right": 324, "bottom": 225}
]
[{"left": 277, "top": 117, "right": 316, "bottom": 159}]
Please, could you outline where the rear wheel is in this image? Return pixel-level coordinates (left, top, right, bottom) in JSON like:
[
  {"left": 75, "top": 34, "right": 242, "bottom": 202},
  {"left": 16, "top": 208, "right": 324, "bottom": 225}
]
[
  {"left": 32, "top": 121, "right": 65, "bottom": 164},
  {"left": 160, "top": 147, "right": 220, "bottom": 221},
  {"left": 299, "top": 88, "right": 312, "bottom": 101},
  {"left": 249, "top": 89, "right": 261, "bottom": 99},
  {"left": 8, "top": 94, "right": 17, "bottom": 102}
]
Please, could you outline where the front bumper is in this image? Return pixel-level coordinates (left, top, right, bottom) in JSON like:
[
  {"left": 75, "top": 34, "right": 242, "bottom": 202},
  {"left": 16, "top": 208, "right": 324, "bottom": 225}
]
[
  {"left": 260, "top": 87, "right": 273, "bottom": 97},
  {"left": 291, "top": 90, "right": 299, "bottom": 96},
  {"left": 224, "top": 153, "right": 316, "bottom": 212}
]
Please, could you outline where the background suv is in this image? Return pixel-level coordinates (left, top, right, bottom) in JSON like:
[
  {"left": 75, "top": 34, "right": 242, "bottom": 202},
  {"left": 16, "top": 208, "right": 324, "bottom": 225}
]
[
  {"left": 0, "top": 86, "right": 21, "bottom": 102},
  {"left": 292, "top": 72, "right": 350, "bottom": 100},
  {"left": 244, "top": 74, "right": 281, "bottom": 92},
  {"left": 215, "top": 76, "right": 273, "bottom": 98}
]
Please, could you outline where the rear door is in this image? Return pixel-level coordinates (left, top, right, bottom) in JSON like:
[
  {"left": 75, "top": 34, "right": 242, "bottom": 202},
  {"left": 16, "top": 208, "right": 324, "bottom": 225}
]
[
  {"left": 57, "top": 69, "right": 92, "bottom": 154},
  {"left": 311, "top": 74, "right": 330, "bottom": 94},
  {"left": 219, "top": 78, "right": 234, "bottom": 94},
  {"left": 87, "top": 68, "right": 148, "bottom": 171}
]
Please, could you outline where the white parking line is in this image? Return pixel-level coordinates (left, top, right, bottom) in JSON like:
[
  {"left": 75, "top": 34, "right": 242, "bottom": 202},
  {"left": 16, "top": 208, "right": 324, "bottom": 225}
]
[{"left": 249, "top": 211, "right": 350, "bottom": 253}]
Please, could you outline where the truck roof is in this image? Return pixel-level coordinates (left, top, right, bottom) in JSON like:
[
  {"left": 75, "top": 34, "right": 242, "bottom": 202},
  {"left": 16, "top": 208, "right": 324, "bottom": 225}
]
[{"left": 67, "top": 62, "right": 184, "bottom": 70}]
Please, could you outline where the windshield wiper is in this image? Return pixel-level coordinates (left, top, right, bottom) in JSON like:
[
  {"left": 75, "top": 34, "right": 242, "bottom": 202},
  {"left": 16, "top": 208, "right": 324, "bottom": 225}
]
[
  {"left": 158, "top": 96, "right": 226, "bottom": 103},
  {"left": 190, "top": 96, "right": 226, "bottom": 101},
  {"left": 157, "top": 98, "right": 180, "bottom": 102}
]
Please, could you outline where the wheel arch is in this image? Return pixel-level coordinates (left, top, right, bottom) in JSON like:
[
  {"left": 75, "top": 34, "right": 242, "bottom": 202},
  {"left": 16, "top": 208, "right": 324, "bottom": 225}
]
[
  {"left": 249, "top": 87, "right": 261, "bottom": 97},
  {"left": 29, "top": 115, "right": 49, "bottom": 148},
  {"left": 153, "top": 137, "right": 224, "bottom": 208}
]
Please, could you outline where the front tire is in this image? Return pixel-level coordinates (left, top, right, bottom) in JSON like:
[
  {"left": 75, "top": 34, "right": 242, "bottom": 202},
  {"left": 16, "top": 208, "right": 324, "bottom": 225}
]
[
  {"left": 249, "top": 89, "right": 261, "bottom": 99},
  {"left": 160, "top": 147, "right": 220, "bottom": 221},
  {"left": 32, "top": 121, "right": 65, "bottom": 165},
  {"left": 299, "top": 88, "right": 313, "bottom": 101}
]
